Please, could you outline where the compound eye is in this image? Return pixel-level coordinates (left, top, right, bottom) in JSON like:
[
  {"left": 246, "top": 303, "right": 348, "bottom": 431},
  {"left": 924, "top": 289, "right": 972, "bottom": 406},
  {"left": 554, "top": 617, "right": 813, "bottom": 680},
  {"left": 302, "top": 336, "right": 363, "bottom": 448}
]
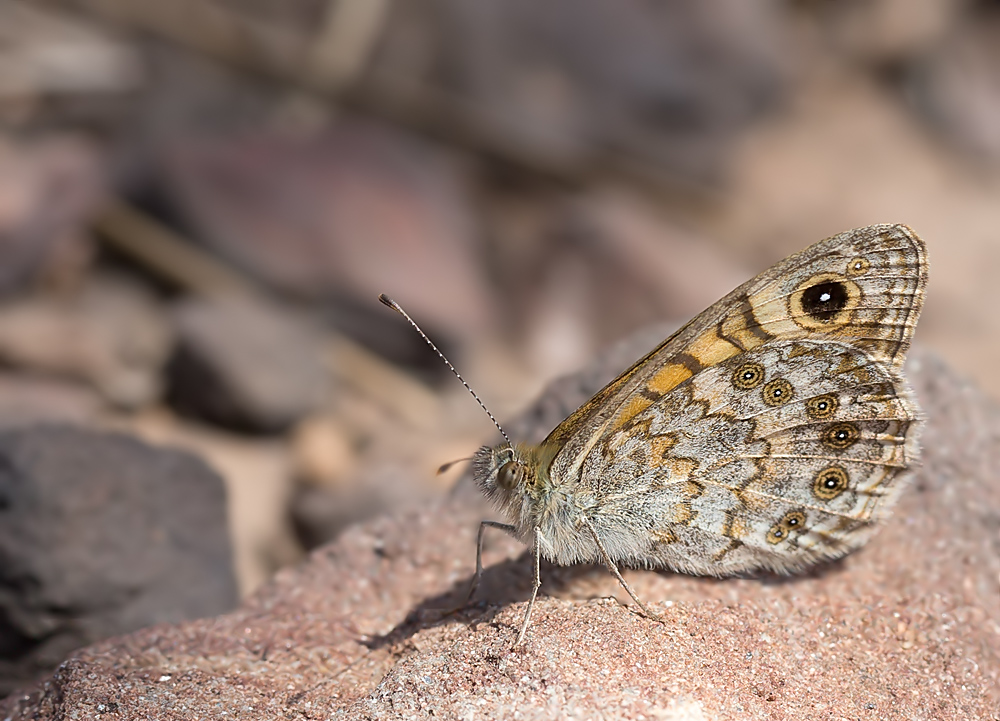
[{"left": 497, "top": 461, "right": 525, "bottom": 490}]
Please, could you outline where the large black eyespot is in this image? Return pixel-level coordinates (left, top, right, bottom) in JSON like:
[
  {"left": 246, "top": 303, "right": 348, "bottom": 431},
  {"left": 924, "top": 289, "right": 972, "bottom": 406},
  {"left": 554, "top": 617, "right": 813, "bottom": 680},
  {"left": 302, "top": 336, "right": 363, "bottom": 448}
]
[
  {"left": 822, "top": 422, "right": 860, "bottom": 450},
  {"left": 813, "top": 466, "right": 849, "bottom": 500},
  {"left": 732, "top": 362, "right": 765, "bottom": 390},
  {"left": 789, "top": 274, "right": 861, "bottom": 331},
  {"left": 762, "top": 378, "right": 794, "bottom": 407},
  {"left": 806, "top": 394, "right": 839, "bottom": 419},
  {"left": 801, "top": 281, "right": 849, "bottom": 322},
  {"left": 496, "top": 461, "right": 526, "bottom": 490}
]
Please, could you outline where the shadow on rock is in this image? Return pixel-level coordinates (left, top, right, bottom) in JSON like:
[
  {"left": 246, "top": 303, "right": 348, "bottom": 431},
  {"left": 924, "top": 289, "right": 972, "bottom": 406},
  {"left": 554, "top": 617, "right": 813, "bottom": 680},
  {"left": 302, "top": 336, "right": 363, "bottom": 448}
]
[
  {"left": 366, "top": 539, "right": 852, "bottom": 651},
  {"left": 362, "top": 551, "right": 621, "bottom": 650}
]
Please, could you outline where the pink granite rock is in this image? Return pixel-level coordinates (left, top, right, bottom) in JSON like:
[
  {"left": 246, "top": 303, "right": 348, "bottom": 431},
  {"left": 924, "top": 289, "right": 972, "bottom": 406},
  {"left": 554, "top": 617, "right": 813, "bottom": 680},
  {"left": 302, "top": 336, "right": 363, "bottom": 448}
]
[{"left": 1, "top": 343, "right": 997, "bottom": 719}]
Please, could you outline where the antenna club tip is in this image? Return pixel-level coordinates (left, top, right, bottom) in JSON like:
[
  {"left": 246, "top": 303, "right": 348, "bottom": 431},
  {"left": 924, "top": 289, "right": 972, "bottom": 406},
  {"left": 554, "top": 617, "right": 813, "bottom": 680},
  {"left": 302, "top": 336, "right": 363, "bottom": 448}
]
[{"left": 379, "top": 294, "right": 406, "bottom": 316}]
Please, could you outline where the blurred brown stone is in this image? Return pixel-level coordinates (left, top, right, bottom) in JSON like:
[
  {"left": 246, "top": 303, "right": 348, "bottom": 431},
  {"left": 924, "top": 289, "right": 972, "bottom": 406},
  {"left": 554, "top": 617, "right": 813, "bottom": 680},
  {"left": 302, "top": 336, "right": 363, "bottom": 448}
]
[
  {"left": 364, "top": 0, "right": 788, "bottom": 185},
  {"left": 0, "top": 272, "right": 172, "bottom": 408},
  {"left": 0, "top": 374, "right": 101, "bottom": 430},
  {"left": 167, "top": 297, "right": 329, "bottom": 433},
  {"left": 160, "top": 121, "right": 493, "bottom": 341},
  {"left": 290, "top": 483, "right": 382, "bottom": 550},
  {"left": 1, "top": 336, "right": 996, "bottom": 718},
  {"left": 290, "top": 413, "right": 358, "bottom": 489},
  {"left": 809, "top": 0, "right": 969, "bottom": 66},
  {"left": 0, "top": 135, "right": 104, "bottom": 295},
  {"left": 0, "top": 3, "right": 140, "bottom": 121}
]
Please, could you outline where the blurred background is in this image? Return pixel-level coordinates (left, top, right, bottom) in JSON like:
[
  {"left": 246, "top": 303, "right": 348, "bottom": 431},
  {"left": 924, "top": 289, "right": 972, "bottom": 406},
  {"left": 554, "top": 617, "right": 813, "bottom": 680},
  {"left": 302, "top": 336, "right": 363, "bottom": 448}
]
[{"left": 0, "top": 0, "right": 998, "bottom": 695}]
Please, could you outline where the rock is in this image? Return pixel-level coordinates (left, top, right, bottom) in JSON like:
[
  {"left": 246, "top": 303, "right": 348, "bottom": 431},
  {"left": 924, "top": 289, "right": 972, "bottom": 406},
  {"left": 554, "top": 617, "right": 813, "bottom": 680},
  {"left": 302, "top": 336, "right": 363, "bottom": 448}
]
[
  {"left": 0, "top": 135, "right": 104, "bottom": 295},
  {"left": 0, "top": 272, "right": 173, "bottom": 408},
  {"left": 0, "top": 425, "right": 238, "bottom": 698},
  {"left": 124, "top": 409, "right": 303, "bottom": 597},
  {"left": 290, "top": 482, "right": 382, "bottom": 550},
  {"left": 0, "top": 374, "right": 101, "bottom": 430},
  {"left": 289, "top": 414, "right": 370, "bottom": 548},
  {"left": 160, "top": 121, "right": 494, "bottom": 344},
  {"left": 289, "top": 430, "right": 460, "bottom": 551},
  {"left": 0, "top": 4, "right": 141, "bottom": 119},
  {"left": 167, "top": 297, "right": 329, "bottom": 433},
  {"left": 810, "top": 0, "right": 968, "bottom": 66},
  {"left": 365, "top": 0, "right": 788, "bottom": 184},
  {"left": 290, "top": 414, "right": 358, "bottom": 490},
  {"left": 0, "top": 343, "right": 997, "bottom": 718}
]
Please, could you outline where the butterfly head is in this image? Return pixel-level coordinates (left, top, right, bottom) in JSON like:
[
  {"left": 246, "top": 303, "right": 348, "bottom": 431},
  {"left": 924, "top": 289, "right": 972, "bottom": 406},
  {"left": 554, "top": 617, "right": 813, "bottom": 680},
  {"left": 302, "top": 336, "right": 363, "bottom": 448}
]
[{"left": 472, "top": 442, "right": 556, "bottom": 524}]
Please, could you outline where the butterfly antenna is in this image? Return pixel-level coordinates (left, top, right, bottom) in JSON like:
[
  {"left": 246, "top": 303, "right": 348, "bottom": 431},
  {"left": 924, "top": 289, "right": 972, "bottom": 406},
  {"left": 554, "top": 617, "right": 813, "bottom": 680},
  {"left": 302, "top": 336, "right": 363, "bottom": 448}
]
[
  {"left": 378, "top": 294, "right": 511, "bottom": 446},
  {"left": 437, "top": 457, "right": 473, "bottom": 475}
]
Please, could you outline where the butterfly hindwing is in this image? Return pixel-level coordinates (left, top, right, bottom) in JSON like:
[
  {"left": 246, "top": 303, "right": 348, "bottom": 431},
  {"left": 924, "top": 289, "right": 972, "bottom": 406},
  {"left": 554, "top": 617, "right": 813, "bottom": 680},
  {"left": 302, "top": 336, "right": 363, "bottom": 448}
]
[{"left": 576, "top": 337, "right": 917, "bottom": 574}]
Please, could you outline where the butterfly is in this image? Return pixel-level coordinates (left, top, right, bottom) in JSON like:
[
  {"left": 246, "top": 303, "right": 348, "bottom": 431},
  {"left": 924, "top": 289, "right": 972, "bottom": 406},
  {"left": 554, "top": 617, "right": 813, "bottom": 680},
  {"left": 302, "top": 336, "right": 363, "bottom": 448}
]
[{"left": 383, "top": 223, "right": 928, "bottom": 647}]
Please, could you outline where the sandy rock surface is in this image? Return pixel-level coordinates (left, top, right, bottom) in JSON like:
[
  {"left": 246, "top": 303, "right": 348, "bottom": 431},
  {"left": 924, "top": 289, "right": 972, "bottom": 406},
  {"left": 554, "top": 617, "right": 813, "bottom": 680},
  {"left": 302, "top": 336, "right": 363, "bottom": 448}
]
[{"left": 1, "top": 340, "right": 997, "bottom": 719}]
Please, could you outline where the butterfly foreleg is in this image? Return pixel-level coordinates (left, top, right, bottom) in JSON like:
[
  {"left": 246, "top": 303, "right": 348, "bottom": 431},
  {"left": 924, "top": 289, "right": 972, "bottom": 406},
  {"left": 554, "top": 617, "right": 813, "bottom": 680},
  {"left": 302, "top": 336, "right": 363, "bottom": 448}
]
[
  {"left": 579, "top": 515, "right": 663, "bottom": 624},
  {"left": 465, "top": 520, "right": 518, "bottom": 607},
  {"left": 513, "top": 526, "right": 542, "bottom": 648}
]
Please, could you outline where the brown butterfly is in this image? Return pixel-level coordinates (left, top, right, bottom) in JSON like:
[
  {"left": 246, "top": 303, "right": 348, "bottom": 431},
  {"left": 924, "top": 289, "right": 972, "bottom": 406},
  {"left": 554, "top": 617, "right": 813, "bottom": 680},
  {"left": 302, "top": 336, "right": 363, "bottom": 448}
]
[{"left": 384, "top": 223, "right": 928, "bottom": 646}]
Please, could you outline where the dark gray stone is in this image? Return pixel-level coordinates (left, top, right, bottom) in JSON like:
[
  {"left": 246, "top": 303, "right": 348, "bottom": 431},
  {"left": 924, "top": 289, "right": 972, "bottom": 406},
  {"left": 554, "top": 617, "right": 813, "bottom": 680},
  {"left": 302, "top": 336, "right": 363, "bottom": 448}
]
[
  {"left": 0, "top": 425, "right": 237, "bottom": 696},
  {"left": 167, "top": 297, "right": 329, "bottom": 433}
]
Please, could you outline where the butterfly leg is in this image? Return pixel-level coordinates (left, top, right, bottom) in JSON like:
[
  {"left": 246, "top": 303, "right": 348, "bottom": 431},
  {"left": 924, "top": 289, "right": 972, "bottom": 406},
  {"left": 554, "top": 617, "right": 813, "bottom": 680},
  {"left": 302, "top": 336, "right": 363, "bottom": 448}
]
[
  {"left": 465, "top": 520, "right": 518, "bottom": 606},
  {"left": 580, "top": 516, "right": 662, "bottom": 623},
  {"left": 513, "top": 526, "right": 542, "bottom": 648}
]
